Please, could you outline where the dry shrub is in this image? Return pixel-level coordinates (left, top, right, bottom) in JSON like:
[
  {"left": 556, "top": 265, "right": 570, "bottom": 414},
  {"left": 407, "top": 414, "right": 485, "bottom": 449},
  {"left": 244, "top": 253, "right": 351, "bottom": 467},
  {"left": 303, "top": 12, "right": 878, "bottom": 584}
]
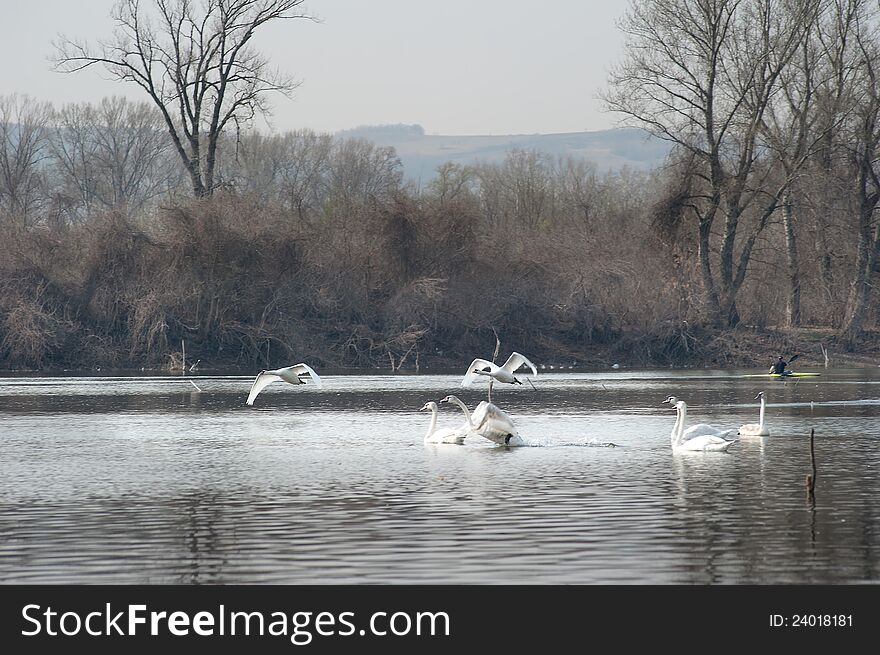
[
  {"left": 127, "top": 287, "right": 169, "bottom": 357},
  {"left": 0, "top": 294, "right": 73, "bottom": 368}
]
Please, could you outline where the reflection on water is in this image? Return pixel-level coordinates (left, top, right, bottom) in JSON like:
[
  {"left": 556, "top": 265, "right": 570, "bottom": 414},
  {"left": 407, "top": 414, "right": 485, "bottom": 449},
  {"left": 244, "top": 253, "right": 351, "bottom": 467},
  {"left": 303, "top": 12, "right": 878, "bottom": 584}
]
[{"left": 1, "top": 367, "right": 879, "bottom": 584}]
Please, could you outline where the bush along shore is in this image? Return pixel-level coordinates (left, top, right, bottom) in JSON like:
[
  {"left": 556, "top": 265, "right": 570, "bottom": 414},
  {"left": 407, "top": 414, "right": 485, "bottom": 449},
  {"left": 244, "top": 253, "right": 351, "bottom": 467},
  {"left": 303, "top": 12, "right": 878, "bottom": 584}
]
[{"left": 1, "top": 193, "right": 878, "bottom": 374}]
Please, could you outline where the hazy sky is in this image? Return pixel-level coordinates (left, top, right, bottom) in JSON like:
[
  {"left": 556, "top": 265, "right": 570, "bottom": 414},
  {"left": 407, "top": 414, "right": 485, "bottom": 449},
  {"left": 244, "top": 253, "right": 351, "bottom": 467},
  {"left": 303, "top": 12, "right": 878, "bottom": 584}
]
[{"left": 0, "top": 0, "right": 627, "bottom": 136}]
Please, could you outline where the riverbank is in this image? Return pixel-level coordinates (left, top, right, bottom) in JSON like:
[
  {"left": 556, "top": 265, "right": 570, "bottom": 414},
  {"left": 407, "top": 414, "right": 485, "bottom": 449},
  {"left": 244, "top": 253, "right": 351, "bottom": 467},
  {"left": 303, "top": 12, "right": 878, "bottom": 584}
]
[
  {"left": 574, "top": 325, "right": 880, "bottom": 371},
  {"left": 1, "top": 326, "right": 876, "bottom": 374}
]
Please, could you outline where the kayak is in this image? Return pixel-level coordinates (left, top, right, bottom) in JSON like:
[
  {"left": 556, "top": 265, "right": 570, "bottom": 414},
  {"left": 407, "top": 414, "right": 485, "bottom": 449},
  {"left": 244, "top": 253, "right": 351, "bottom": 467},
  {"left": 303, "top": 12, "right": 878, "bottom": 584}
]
[{"left": 742, "top": 372, "right": 820, "bottom": 378}]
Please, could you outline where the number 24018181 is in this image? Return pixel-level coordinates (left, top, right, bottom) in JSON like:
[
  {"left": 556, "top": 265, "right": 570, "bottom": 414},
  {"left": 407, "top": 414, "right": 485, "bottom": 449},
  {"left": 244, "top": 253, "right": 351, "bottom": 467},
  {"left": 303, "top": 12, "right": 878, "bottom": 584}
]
[{"left": 770, "top": 614, "right": 853, "bottom": 627}]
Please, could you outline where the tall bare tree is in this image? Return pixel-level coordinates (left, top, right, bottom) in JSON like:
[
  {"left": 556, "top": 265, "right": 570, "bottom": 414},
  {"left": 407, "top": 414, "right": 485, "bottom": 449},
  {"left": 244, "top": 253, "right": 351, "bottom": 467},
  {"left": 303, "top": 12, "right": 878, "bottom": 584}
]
[
  {"left": 604, "top": 0, "right": 820, "bottom": 326},
  {"left": 838, "top": 0, "right": 880, "bottom": 344},
  {"left": 0, "top": 95, "right": 52, "bottom": 225},
  {"left": 54, "top": 0, "right": 313, "bottom": 198},
  {"left": 51, "top": 97, "right": 177, "bottom": 216},
  {"left": 759, "top": 6, "right": 832, "bottom": 327},
  {"left": 217, "top": 129, "right": 332, "bottom": 218}
]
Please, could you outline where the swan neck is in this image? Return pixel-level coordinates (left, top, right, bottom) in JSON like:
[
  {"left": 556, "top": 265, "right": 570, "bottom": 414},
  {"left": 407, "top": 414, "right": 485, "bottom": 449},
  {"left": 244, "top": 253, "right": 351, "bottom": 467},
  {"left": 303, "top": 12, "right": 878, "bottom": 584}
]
[
  {"left": 672, "top": 403, "right": 687, "bottom": 446},
  {"left": 759, "top": 396, "right": 765, "bottom": 427},
  {"left": 425, "top": 406, "right": 438, "bottom": 439},
  {"left": 450, "top": 397, "right": 474, "bottom": 428}
]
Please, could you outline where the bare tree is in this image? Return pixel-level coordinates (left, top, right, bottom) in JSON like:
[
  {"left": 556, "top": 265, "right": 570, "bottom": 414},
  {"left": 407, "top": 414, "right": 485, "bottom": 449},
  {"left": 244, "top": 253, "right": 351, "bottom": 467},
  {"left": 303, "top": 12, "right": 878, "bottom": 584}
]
[
  {"left": 0, "top": 95, "right": 52, "bottom": 225},
  {"left": 838, "top": 0, "right": 880, "bottom": 344},
  {"left": 759, "top": 6, "right": 834, "bottom": 327},
  {"left": 54, "top": 0, "right": 313, "bottom": 198},
  {"left": 51, "top": 97, "right": 178, "bottom": 216},
  {"left": 324, "top": 138, "right": 403, "bottom": 213},
  {"left": 218, "top": 128, "right": 332, "bottom": 218},
  {"left": 604, "top": 0, "right": 821, "bottom": 326}
]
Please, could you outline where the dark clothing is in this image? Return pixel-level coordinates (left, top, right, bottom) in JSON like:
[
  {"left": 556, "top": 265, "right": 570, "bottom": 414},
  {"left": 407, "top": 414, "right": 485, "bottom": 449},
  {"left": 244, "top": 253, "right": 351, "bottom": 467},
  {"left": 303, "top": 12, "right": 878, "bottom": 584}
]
[{"left": 771, "top": 360, "right": 787, "bottom": 375}]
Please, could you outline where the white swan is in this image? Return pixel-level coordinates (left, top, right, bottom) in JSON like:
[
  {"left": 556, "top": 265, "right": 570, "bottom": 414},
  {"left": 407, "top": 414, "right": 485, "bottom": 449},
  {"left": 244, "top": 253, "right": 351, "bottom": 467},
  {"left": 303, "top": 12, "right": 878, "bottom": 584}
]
[
  {"left": 441, "top": 394, "right": 524, "bottom": 446},
  {"left": 461, "top": 351, "right": 538, "bottom": 387},
  {"left": 246, "top": 363, "right": 322, "bottom": 405},
  {"left": 420, "top": 401, "right": 470, "bottom": 445},
  {"left": 739, "top": 391, "right": 770, "bottom": 437},
  {"left": 665, "top": 398, "right": 737, "bottom": 452},
  {"left": 662, "top": 396, "right": 738, "bottom": 440}
]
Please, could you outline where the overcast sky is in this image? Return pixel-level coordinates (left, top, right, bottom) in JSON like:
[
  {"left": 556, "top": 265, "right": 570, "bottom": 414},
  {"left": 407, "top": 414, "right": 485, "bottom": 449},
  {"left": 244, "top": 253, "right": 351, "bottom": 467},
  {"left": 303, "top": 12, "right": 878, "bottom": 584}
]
[{"left": 0, "top": 0, "right": 627, "bottom": 136}]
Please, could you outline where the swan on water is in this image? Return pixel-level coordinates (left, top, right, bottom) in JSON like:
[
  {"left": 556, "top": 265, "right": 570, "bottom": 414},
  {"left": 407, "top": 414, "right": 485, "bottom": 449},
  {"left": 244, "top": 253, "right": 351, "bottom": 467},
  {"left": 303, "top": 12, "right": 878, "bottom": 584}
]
[
  {"left": 420, "top": 401, "right": 470, "bottom": 445},
  {"left": 440, "top": 394, "right": 524, "bottom": 446},
  {"left": 664, "top": 397, "right": 737, "bottom": 452},
  {"left": 662, "top": 396, "right": 738, "bottom": 440},
  {"left": 246, "top": 363, "right": 322, "bottom": 406},
  {"left": 739, "top": 391, "right": 771, "bottom": 437},
  {"left": 461, "top": 351, "right": 538, "bottom": 387}
]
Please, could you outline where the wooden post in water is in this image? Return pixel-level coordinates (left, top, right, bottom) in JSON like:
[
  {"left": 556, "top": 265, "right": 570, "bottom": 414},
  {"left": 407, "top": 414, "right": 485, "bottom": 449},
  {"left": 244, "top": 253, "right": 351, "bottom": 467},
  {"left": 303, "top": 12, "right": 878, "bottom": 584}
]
[{"left": 806, "top": 428, "right": 817, "bottom": 502}]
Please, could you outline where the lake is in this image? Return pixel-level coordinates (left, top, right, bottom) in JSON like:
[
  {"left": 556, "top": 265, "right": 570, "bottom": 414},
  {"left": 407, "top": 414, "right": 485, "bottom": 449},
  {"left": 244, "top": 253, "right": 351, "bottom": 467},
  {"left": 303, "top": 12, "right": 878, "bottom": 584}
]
[{"left": 1, "top": 367, "right": 879, "bottom": 584}]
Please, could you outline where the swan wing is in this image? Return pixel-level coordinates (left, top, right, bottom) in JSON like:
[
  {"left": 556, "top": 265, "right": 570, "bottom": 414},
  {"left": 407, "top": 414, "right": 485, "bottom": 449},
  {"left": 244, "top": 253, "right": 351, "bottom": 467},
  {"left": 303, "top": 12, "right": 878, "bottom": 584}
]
[
  {"left": 461, "top": 358, "right": 498, "bottom": 387},
  {"left": 283, "top": 362, "right": 322, "bottom": 387},
  {"left": 472, "top": 402, "right": 518, "bottom": 430},
  {"left": 502, "top": 352, "right": 538, "bottom": 376},
  {"left": 425, "top": 427, "right": 467, "bottom": 445},
  {"left": 480, "top": 417, "right": 521, "bottom": 442},
  {"left": 246, "top": 372, "right": 283, "bottom": 406},
  {"left": 682, "top": 423, "right": 736, "bottom": 440},
  {"left": 676, "top": 434, "right": 736, "bottom": 452},
  {"left": 471, "top": 401, "right": 520, "bottom": 443}
]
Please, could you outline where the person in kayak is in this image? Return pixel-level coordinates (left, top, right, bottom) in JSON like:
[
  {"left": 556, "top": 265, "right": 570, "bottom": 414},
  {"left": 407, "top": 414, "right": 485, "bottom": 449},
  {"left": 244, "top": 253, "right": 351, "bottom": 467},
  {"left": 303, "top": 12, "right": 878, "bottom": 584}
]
[{"left": 770, "top": 356, "right": 792, "bottom": 375}]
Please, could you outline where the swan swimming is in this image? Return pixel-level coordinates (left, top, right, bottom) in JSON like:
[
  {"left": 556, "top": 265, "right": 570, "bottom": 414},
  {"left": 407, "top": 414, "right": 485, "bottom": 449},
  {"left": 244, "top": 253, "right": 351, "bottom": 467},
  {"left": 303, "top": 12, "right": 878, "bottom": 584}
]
[
  {"left": 420, "top": 401, "right": 470, "bottom": 445},
  {"left": 246, "top": 363, "right": 322, "bottom": 406},
  {"left": 440, "top": 394, "right": 524, "bottom": 446},
  {"left": 664, "top": 397, "right": 737, "bottom": 452},
  {"left": 461, "top": 351, "right": 538, "bottom": 387},
  {"left": 662, "top": 396, "right": 738, "bottom": 440},
  {"left": 739, "top": 391, "right": 771, "bottom": 437}
]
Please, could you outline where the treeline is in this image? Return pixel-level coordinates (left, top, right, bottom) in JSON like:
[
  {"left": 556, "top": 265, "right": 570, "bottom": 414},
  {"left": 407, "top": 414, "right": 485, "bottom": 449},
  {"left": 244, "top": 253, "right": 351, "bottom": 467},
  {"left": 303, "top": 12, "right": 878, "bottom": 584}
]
[
  {"left": 0, "top": 89, "right": 876, "bottom": 370},
  {"left": 605, "top": 0, "right": 880, "bottom": 345}
]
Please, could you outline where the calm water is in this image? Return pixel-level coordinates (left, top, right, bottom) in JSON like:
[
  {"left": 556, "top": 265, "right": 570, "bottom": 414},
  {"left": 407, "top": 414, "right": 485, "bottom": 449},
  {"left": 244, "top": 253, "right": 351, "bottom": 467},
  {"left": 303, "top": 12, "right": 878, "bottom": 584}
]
[{"left": 1, "top": 367, "right": 879, "bottom": 584}]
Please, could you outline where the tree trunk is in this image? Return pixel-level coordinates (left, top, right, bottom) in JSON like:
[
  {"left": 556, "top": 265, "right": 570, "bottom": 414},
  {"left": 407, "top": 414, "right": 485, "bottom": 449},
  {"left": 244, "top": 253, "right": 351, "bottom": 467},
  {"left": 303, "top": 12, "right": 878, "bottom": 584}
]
[
  {"left": 698, "top": 218, "right": 722, "bottom": 324},
  {"left": 813, "top": 208, "right": 834, "bottom": 306},
  {"left": 783, "top": 190, "right": 801, "bottom": 327},
  {"left": 840, "top": 197, "right": 880, "bottom": 346},
  {"left": 719, "top": 201, "right": 743, "bottom": 327}
]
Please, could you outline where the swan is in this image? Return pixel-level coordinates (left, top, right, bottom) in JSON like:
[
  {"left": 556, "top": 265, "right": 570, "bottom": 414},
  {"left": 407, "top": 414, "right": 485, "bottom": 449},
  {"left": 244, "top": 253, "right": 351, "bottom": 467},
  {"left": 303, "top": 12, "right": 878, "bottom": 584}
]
[
  {"left": 420, "top": 401, "right": 470, "bottom": 445},
  {"left": 246, "top": 363, "right": 322, "bottom": 406},
  {"left": 440, "top": 394, "right": 524, "bottom": 446},
  {"left": 739, "top": 391, "right": 770, "bottom": 437},
  {"left": 666, "top": 398, "right": 737, "bottom": 452},
  {"left": 461, "top": 351, "right": 538, "bottom": 387},
  {"left": 662, "top": 396, "right": 738, "bottom": 440}
]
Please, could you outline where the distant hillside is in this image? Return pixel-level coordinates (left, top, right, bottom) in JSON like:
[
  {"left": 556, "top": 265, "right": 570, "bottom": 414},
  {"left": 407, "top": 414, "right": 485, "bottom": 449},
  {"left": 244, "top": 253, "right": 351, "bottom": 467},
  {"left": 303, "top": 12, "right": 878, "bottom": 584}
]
[{"left": 336, "top": 124, "right": 670, "bottom": 183}]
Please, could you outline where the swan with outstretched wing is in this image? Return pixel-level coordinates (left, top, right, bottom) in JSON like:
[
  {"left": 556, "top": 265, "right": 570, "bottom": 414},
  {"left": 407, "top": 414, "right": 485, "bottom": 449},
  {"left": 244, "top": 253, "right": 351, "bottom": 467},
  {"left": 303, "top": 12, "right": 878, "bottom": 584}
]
[
  {"left": 441, "top": 395, "right": 524, "bottom": 446},
  {"left": 246, "top": 363, "right": 322, "bottom": 406},
  {"left": 461, "top": 351, "right": 538, "bottom": 387}
]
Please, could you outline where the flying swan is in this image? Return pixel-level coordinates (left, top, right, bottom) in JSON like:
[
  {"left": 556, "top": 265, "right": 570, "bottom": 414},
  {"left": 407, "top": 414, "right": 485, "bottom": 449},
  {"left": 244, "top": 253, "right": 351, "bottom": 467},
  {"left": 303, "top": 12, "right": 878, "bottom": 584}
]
[
  {"left": 246, "top": 363, "right": 322, "bottom": 406},
  {"left": 420, "top": 400, "right": 471, "bottom": 445},
  {"left": 663, "top": 397, "right": 737, "bottom": 452},
  {"left": 739, "top": 391, "right": 770, "bottom": 437},
  {"left": 461, "top": 351, "right": 538, "bottom": 387},
  {"left": 441, "top": 394, "right": 524, "bottom": 446}
]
